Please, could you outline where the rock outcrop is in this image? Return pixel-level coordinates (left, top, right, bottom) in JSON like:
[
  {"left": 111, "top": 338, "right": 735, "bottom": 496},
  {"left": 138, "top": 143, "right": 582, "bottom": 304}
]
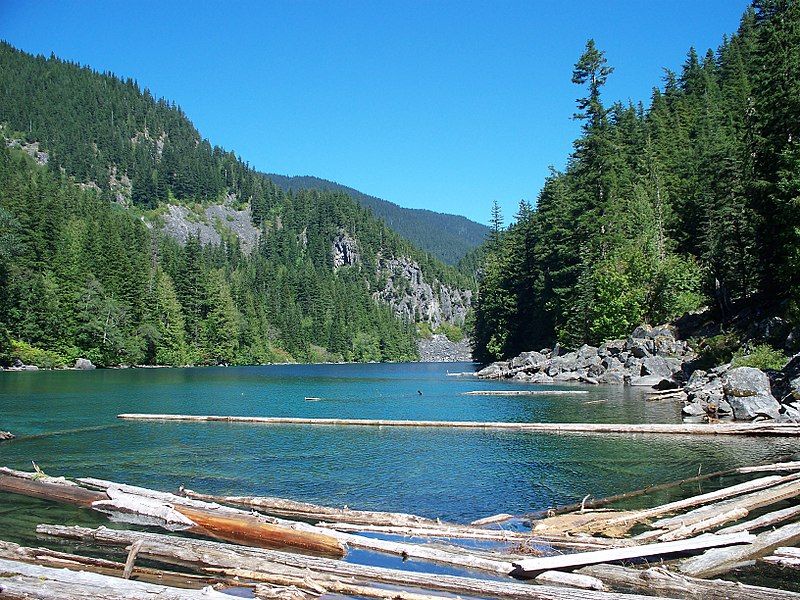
[
  {"left": 417, "top": 334, "right": 472, "bottom": 362},
  {"left": 477, "top": 324, "right": 692, "bottom": 387},
  {"left": 158, "top": 200, "right": 260, "bottom": 254},
  {"left": 374, "top": 255, "right": 471, "bottom": 327},
  {"left": 331, "top": 231, "right": 360, "bottom": 269},
  {"left": 74, "top": 358, "right": 96, "bottom": 370}
]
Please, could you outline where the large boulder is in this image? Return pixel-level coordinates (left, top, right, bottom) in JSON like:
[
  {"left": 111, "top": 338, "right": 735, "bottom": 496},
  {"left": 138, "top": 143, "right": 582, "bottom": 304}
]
[
  {"left": 476, "top": 361, "right": 509, "bottom": 379},
  {"left": 510, "top": 351, "right": 548, "bottom": 372},
  {"left": 722, "top": 367, "right": 781, "bottom": 420},
  {"left": 74, "top": 358, "right": 96, "bottom": 370},
  {"left": 641, "top": 356, "right": 681, "bottom": 378}
]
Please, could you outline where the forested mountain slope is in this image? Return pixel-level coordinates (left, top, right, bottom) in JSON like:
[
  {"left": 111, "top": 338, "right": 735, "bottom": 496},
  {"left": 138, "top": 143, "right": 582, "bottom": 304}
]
[
  {"left": 0, "top": 42, "right": 472, "bottom": 367},
  {"left": 267, "top": 174, "right": 489, "bottom": 265},
  {"left": 473, "top": 1, "right": 800, "bottom": 362}
]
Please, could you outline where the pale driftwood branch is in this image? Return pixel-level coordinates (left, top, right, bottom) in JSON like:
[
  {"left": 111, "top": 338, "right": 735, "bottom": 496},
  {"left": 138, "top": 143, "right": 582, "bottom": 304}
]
[
  {"left": 122, "top": 539, "right": 143, "bottom": 579},
  {"left": 471, "top": 512, "right": 515, "bottom": 526},
  {"left": 657, "top": 507, "right": 749, "bottom": 541},
  {"left": 762, "top": 547, "right": 800, "bottom": 569},
  {"left": 578, "top": 563, "right": 800, "bottom": 600},
  {"left": 117, "top": 413, "right": 800, "bottom": 436},
  {"left": 679, "top": 521, "right": 800, "bottom": 578},
  {"left": 715, "top": 505, "right": 800, "bottom": 535},
  {"left": 316, "top": 521, "right": 531, "bottom": 541},
  {"left": 35, "top": 525, "right": 665, "bottom": 600},
  {"left": 511, "top": 533, "right": 753, "bottom": 577},
  {"left": 534, "top": 570, "right": 605, "bottom": 591},
  {"left": 0, "top": 557, "right": 230, "bottom": 600}
]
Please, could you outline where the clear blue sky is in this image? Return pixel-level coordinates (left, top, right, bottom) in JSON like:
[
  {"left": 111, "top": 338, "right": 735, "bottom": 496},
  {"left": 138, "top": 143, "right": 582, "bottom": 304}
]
[{"left": 2, "top": 0, "right": 749, "bottom": 225}]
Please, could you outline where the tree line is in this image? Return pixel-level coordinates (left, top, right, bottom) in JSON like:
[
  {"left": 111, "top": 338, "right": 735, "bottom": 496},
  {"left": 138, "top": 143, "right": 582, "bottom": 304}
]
[{"left": 473, "top": 1, "right": 800, "bottom": 361}]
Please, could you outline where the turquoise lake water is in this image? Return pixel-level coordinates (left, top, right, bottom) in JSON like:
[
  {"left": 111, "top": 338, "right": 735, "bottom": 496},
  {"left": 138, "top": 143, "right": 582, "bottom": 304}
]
[{"left": 1, "top": 361, "right": 796, "bottom": 528}]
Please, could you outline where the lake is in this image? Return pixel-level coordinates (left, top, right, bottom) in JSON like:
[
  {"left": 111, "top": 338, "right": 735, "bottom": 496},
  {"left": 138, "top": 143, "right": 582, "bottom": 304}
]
[{"left": 0, "top": 362, "right": 797, "bottom": 548}]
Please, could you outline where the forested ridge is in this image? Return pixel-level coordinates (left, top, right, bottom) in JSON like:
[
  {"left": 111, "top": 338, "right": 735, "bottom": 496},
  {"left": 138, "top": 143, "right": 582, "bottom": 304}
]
[
  {"left": 267, "top": 174, "right": 489, "bottom": 266},
  {"left": 473, "top": 1, "right": 800, "bottom": 362},
  {"left": 0, "top": 42, "right": 471, "bottom": 367}
]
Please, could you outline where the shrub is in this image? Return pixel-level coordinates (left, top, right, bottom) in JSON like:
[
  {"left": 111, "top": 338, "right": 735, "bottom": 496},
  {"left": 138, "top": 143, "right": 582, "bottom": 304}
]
[
  {"left": 732, "top": 344, "right": 788, "bottom": 371},
  {"left": 9, "top": 339, "right": 67, "bottom": 369},
  {"left": 695, "top": 333, "right": 739, "bottom": 369},
  {"left": 434, "top": 323, "right": 464, "bottom": 343}
]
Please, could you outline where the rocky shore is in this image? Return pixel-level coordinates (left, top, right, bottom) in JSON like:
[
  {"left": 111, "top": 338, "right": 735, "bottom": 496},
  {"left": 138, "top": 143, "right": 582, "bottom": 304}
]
[
  {"left": 477, "top": 324, "right": 800, "bottom": 423},
  {"left": 417, "top": 334, "right": 472, "bottom": 362}
]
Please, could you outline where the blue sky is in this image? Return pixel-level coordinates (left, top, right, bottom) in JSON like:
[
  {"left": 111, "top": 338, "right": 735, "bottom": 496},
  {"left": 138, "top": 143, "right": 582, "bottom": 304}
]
[{"left": 2, "top": 0, "right": 749, "bottom": 225}]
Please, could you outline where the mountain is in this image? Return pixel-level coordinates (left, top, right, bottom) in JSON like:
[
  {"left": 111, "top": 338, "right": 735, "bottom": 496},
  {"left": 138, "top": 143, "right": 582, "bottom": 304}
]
[
  {"left": 266, "top": 174, "right": 489, "bottom": 265},
  {"left": 0, "top": 41, "right": 473, "bottom": 367}
]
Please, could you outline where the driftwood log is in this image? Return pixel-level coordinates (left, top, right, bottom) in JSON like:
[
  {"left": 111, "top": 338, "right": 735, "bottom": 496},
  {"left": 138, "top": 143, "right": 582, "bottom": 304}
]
[
  {"left": 37, "top": 525, "right": 666, "bottom": 600},
  {"left": 578, "top": 563, "right": 800, "bottom": 600},
  {"left": 117, "top": 413, "right": 800, "bottom": 436},
  {"left": 763, "top": 546, "right": 800, "bottom": 569}
]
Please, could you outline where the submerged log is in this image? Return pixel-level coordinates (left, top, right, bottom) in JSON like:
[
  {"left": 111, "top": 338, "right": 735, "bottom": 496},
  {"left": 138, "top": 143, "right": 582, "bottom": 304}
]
[
  {"left": 0, "top": 557, "right": 231, "bottom": 600},
  {"left": 37, "top": 525, "right": 664, "bottom": 600},
  {"left": 578, "top": 563, "right": 800, "bottom": 600},
  {"left": 180, "top": 487, "right": 442, "bottom": 528},
  {"left": 511, "top": 533, "right": 754, "bottom": 577},
  {"left": 117, "top": 413, "right": 800, "bottom": 436},
  {"left": 0, "top": 470, "right": 345, "bottom": 557},
  {"left": 679, "top": 521, "right": 800, "bottom": 578}
]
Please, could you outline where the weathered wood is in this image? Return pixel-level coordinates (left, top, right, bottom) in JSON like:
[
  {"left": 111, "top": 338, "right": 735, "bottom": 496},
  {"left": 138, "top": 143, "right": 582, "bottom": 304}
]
[
  {"left": 471, "top": 512, "right": 515, "bottom": 526},
  {"left": 78, "top": 476, "right": 513, "bottom": 573},
  {"left": 316, "top": 521, "right": 531, "bottom": 541},
  {"left": 578, "top": 563, "right": 800, "bottom": 600},
  {"left": 117, "top": 413, "right": 800, "bottom": 436},
  {"left": 716, "top": 505, "right": 800, "bottom": 535},
  {"left": 36, "top": 525, "right": 668, "bottom": 600},
  {"left": 536, "top": 460, "right": 800, "bottom": 519},
  {"left": 680, "top": 521, "right": 800, "bottom": 578},
  {"left": 0, "top": 557, "right": 231, "bottom": 599},
  {"left": 534, "top": 474, "right": 796, "bottom": 537},
  {"left": 463, "top": 390, "right": 589, "bottom": 396},
  {"left": 0, "top": 430, "right": 14, "bottom": 441},
  {"left": 123, "top": 539, "right": 143, "bottom": 579},
  {"left": 0, "top": 540, "right": 230, "bottom": 589},
  {"left": 763, "top": 547, "right": 800, "bottom": 569},
  {"left": 180, "top": 486, "right": 442, "bottom": 528},
  {"left": 652, "top": 477, "right": 800, "bottom": 530},
  {"left": 511, "top": 533, "right": 754, "bottom": 577},
  {"left": 657, "top": 507, "right": 750, "bottom": 541},
  {"left": 0, "top": 470, "right": 346, "bottom": 557},
  {"left": 534, "top": 571, "right": 605, "bottom": 591}
]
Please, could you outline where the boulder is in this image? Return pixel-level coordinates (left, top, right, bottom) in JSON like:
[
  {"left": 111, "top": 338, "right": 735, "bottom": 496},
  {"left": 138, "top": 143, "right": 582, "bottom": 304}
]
[
  {"left": 529, "top": 373, "right": 555, "bottom": 384},
  {"left": 682, "top": 402, "right": 707, "bottom": 417},
  {"left": 476, "top": 362, "right": 509, "bottom": 379},
  {"left": 629, "top": 375, "right": 672, "bottom": 387},
  {"left": 23, "top": 365, "right": 39, "bottom": 371},
  {"left": 630, "top": 343, "right": 650, "bottom": 359},
  {"left": 598, "top": 339, "right": 626, "bottom": 357},
  {"left": 74, "top": 358, "right": 96, "bottom": 370},
  {"left": 553, "top": 372, "right": 580, "bottom": 382},
  {"left": 722, "top": 367, "right": 781, "bottom": 420},
  {"left": 598, "top": 370, "right": 625, "bottom": 385},
  {"left": 641, "top": 356, "right": 676, "bottom": 378}
]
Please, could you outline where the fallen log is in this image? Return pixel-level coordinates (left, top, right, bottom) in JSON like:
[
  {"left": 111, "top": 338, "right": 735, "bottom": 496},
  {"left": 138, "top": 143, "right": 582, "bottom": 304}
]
[
  {"left": 463, "top": 391, "right": 589, "bottom": 396},
  {"left": 316, "top": 521, "right": 531, "bottom": 541},
  {"left": 0, "top": 540, "right": 231, "bottom": 589},
  {"left": 0, "top": 470, "right": 345, "bottom": 557},
  {"left": 511, "top": 533, "right": 754, "bottom": 577},
  {"left": 38, "top": 525, "right": 665, "bottom": 600},
  {"left": 0, "top": 557, "right": 232, "bottom": 600},
  {"left": 535, "top": 460, "right": 800, "bottom": 518},
  {"left": 656, "top": 507, "right": 750, "bottom": 541},
  {"left": 762, "top": 546, "right": 800, "bottom": 569},
  {"left": 578, "top": 563, "right": 800, "bottom": 600},
  {"left": 679, "top": 521, "right": 800, "bottom": 578},
  {"left": 0, "top": 430, "right": 14, "bottom": 441},
  {"left": 715, "top": 505, "right": 800, "bottom": 535},
  {"left": 533, "top": 474, "right": 796, "bottom": 537},
  {"left": 651, "top": 476, "right": 800, "bottom": 531},
  {"left": 471, "top": 512, "right": 515, "bottom": 526},
  {"left": 80, "top": 476, "right": 513, "bottom": 573},
  {"left": 117, "top": 413, "right": 800, "bottom": 436},
  {"left": 534, "top": 571, "right": 605, "bottom": 591},
  {"left": 180, "top": 487, "right": 442, "bottom": 528}
]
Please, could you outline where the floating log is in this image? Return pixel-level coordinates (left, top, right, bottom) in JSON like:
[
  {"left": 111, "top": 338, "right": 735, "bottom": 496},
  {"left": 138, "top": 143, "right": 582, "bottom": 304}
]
[
  {"left": 0, "top": 430, "right": 14, "bottom": 441},
  {"left": 533, "top": 474, "right": 796, "bottom": 537},
  {"left": 651, "top": 475, "right": 800, "bottom": 531},
  {"left": 716, "top": 504, "right": 800, "bottom": 535},
  {"left": 463, "top": 391, "right": 589, "bottom": 396},
  {"left": 534, "top": 570, "right": 605, "bottom": 591},
  {"left": 578, "top": 563, "right": 800, "bottom": 600},
  {"left": 0, "top": 557, "right": 231, "bottom": 600},
  {"left": 511, "top": 533, "right": 754, "bottom": 577},
  {"left": 535, "top": 460, "right": 800, "bottom": 518},
  {"left": 36, "top": 525, "right": 669, "bottom": 600},
  {"left": 0, "top": 470, "right": 345, "bottom": 557},
  {"left": 763, "top": 546, "right": 800, "bottom": 569},
  {"left": 656, "top": 507, "right": 750, "bottom": 541},
  {"left": 116, "top": 413, "right": 800, "bottom": 436},
  {"left": 316, "top": 521, "right": 531, "bottom": 542},
  {"left": 180, "top": 487, "right": 442, "bottom": 528},
  {"left": 680, "top": 521, "right": 800, "bottom": 578},
  {"left": 471, "top": 512, "right": 515, "bottom": 526},
  {"left": 0, "top": 540, "right": 231, "bottom": 589},
  {"left": 80, "top": 476, "right": 512, "bottom": 573}
]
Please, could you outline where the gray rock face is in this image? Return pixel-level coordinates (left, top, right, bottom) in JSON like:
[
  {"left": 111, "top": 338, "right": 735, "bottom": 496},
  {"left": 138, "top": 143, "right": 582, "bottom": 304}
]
[
  {"left": 159, "top": 201, "right": 260, "bottom": 254},
  {"left": 332, "top": 231, "right": 360, "bottom": 269},
  {"left": 722, "top": 367, "right": 781, "bottom": 420},
  {"left": 74, "top": 358, "right": 96, "bottom": 370},
  {"left": 417, "top": 334, "right": 472, "bottom": 362},
  {"left": 373, "top": 255, "right": 472, "bottom": 327}
]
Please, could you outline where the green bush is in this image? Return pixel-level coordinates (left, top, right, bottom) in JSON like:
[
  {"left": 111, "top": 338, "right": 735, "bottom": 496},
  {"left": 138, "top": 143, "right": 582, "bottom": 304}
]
[
  {"left": 9, "top": 339, "right": 67, "bottom": 369},
  {"left": 695, "top": 333, "right": 739, "bottom": 370},
  {"left": 434, "top": 323, "right": 464, "bottom": 343},
  {"left": 732, "top": 344, "right": 788, "bottom": 371}
]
